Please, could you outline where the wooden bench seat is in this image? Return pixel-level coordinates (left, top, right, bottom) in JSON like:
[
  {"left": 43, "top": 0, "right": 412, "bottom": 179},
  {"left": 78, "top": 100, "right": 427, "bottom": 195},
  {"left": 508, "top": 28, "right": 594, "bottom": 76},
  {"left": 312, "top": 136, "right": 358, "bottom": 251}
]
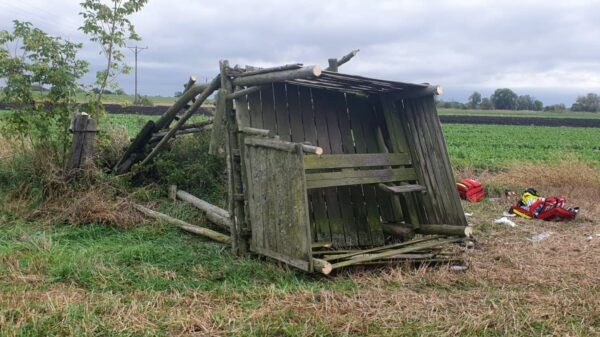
[
  {"left": 378, "top": 183, "right": 426, "bottom": 194},
  {"left": 303, "top": 153, "right": 418, "bottom": 189}
]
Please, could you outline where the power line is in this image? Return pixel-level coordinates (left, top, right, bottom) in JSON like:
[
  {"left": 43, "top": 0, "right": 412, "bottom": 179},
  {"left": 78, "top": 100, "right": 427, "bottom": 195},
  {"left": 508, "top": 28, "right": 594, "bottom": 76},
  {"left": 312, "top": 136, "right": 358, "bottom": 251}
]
[{"left": 127, "top": 45, "right": 148, "bottom": 102}]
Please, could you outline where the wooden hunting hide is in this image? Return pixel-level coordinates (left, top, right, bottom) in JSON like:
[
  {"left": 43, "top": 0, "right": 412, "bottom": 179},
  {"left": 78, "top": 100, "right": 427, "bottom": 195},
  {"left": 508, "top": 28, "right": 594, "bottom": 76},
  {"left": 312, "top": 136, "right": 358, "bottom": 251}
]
[{"left": 217, "top": 66, "right": 469, "bottom": 272}]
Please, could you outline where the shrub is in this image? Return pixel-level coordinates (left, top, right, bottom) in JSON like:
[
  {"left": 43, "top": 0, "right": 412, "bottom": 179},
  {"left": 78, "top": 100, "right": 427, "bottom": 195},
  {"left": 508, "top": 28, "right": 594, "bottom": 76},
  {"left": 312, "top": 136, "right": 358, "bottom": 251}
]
[{"left": 151, "top": 133, "right": 226, "bottom": 206}]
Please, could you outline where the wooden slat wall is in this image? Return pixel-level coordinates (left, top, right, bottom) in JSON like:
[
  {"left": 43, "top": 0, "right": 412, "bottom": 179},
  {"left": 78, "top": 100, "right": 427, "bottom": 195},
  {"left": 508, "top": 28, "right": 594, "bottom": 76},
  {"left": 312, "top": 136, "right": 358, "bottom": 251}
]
[
  {"left": 244, "top": 142, "right": 312, "bottom": 271},
  {"left": 245, "top": 84, "right": 432, "bottom": 247},
  {"left": 396, "top": 96, "right": 468, "bottom": 227}
]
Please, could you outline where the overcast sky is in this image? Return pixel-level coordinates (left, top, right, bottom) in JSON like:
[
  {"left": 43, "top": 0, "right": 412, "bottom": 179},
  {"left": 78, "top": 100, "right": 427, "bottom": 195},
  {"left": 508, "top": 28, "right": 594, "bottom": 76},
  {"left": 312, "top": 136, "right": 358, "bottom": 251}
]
[{"left": 1, "top": 0, "right": 599, "bottom": 104}]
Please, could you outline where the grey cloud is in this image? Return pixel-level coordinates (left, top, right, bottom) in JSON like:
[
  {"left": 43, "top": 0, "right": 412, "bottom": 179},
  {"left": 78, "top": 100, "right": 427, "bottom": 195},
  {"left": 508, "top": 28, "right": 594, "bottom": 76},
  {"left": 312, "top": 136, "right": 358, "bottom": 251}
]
[{"left": 1, "top": 0, "right": 599, "bottom": 104}]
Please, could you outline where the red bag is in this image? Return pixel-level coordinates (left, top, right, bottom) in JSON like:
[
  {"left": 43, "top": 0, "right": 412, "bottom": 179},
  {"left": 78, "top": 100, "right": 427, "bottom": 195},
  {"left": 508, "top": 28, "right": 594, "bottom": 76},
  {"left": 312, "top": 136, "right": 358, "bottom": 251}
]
[{"left": 456, "top": 178, "right": 485, "bottom": 202}]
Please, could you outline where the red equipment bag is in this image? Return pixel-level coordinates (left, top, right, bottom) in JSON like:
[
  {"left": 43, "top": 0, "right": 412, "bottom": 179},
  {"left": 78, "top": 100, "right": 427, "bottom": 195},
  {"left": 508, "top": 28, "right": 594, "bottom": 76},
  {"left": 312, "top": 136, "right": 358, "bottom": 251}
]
[
  {"left": 456, "top": 178, "right": 485, "bottom": 202},
  {"left": 510, "top": 191, "right": 578, "bottom": 221}
]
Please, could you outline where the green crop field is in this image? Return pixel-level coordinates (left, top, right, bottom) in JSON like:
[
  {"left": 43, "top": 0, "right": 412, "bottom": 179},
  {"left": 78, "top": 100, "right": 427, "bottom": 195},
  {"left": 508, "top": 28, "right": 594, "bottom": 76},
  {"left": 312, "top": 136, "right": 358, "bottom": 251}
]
[
  {"left": 105, "top": 113, "right": 210, "bottom": 136},
  {"left": 442, "top": 124, "right": 600, "bottom": 169},
  {"left": 438, "top": 108, "right": 600, "bottom": 119}
]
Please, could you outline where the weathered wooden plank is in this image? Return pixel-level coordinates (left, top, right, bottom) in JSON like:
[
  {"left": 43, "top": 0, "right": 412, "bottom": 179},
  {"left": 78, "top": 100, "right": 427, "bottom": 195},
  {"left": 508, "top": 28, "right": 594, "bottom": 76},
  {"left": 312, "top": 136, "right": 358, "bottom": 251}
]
[
  {"left": 330, "top": 237, "right": 463, "bottom": 269},
  {"left": 324, "top": 235, "right": 443, "bottom": 262},
  {"left": 297, "top": 86, "right": 328, "bottom": 244},
  {"left": 409, "top": 99, "right": 445, "bottom": 224},
  {"left": 338, "top": 105, "right": 373, "bottom": 247},
  {"left": 327, "top": 91, "right": 359, "bottom": 247},
  {"left": 378, "top": 183, "right": 426, "bottom": 194},
  {"left": 421, "top": 97, "right": 468, "bottom": 226},
  {"left": 306, "top": 168, "right": 418, "bottom": 189},
  {"left": 400, "top": 99, "right": 439, "bottom": 224},
  {"left": 362, "top": 100, "right": 397, "bottom": 225},
  {"left": 273, "top": 84, "right": 291, "bottom": 141},
  {"left": 311, "top": 89, "right": 345, "bottom": 245},
  {"left": 304, "top": 153, "right": 411, "bottom": 170},
  {"left": 247, "top": 90, "right": 263, "bottom": 129},
  {"left": 345, "top": 94, "right": 384, "bottom": 245},
  {"left": 377, "top": 96, "right": 422, "bottom": 228},
  {"left": 260, "top": 85, "right": 278, "bottom": 134},
  {"left": 285, "top": 84, "right": 305, "bottom": 143},
  {"left": 246, "top": 146, "right": 265, "bottom": 249},
  {"left": 251, "top": 245, "right": 310, "bottom": 271}
]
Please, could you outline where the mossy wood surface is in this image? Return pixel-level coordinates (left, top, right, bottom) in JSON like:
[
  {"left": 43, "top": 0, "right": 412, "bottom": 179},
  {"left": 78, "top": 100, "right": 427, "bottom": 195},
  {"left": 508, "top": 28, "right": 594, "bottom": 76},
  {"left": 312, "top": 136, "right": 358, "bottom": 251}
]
[{"left": 243, "top": 138, "right": 312, "bottom": 271}]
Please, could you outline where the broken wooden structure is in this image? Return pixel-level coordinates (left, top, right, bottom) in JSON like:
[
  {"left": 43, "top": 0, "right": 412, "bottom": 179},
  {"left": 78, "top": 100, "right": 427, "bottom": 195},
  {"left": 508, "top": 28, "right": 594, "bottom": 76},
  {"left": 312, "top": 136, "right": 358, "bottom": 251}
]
[{"left": 123, "top": 50, "right": 471, "bottom": 274}]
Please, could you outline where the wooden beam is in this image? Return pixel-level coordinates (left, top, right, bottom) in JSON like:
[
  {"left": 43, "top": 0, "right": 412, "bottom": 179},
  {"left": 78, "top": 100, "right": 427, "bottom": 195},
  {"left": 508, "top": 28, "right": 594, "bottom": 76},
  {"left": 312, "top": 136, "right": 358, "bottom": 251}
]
[
  {"left": 323, "top": 236, "right": 443, "bottom": 262},
  {"left": 175, "top": 188, "right": 232, "bottom": 230},
  {"left": 232, "top": 65, "right": 322, "bottom": 87},
  {"left": 301, "top": 144, "right": 323, "bottom": 156},
  {"left": 153, "top": 82, "right": 209, "bottom": 131},
  {"left": 140, "top": 75, "right": 220, "bottom": 166},
  {"left": 133, "top": 204, "right": 231, "bottom": 244},
  {"left": 232, "top": 64, "right": 303, "bottom": 77},
  {"left": 330, "top": 237, "right": 463, "bottom": 269},
  {"left": 336, "top": 49, "right": 360, "bottom": 67},
  {"left": 226, "top": 85, "right": 262, "bottom": 100},
  {"left": 416, "top": 224, "right": 473, "bottom": 237},
  {"left": 239, "top": 127, "right": 277, "bottom": 138},
  {"left": 326, "top": 49, "right": 360, "bottom": 71},
  {"left": 391, "top": 85, "right": 443, "bottom": 101}
]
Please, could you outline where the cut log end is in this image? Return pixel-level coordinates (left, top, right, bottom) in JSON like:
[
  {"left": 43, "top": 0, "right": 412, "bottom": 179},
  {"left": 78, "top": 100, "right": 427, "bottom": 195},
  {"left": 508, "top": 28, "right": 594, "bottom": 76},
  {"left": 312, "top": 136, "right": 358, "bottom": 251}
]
[
  {"left": 313, "top": 258, "right": 333, "bottom": 275},
  {"left": 464, "top": 226, "right": 473, "bottom": 238},
  {"left": 313, "top": 65, "right": 322, "bottom": 77}
]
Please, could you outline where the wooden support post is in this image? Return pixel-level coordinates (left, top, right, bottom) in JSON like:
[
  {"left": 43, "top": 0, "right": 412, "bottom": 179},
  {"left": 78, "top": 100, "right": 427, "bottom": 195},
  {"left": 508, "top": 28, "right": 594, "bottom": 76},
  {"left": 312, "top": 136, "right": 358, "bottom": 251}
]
[
  {"left": 68, "top": 112, "right": 97, "bottom": 172},
  {"left": 222, "top": 60, "right": 249, "bottom": 255},
  {"left": 133, "top": 204, "right": 231, "bottom": 244},
  {"left": 231, "top": 65, "right": 322, "bottom": 87}
]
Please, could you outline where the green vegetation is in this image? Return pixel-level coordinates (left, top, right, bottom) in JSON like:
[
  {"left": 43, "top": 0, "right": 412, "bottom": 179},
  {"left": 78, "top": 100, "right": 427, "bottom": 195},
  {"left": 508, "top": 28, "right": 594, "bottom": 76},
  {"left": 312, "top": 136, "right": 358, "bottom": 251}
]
[
  {"left": 443, "top": 123, "right": 600, "bottom": 169},
  {"left": 438, "top": 108, "right": 600, "bottom": 119},
  {"left": 79, "top": 0, "right": 148, "bottom": 109}
]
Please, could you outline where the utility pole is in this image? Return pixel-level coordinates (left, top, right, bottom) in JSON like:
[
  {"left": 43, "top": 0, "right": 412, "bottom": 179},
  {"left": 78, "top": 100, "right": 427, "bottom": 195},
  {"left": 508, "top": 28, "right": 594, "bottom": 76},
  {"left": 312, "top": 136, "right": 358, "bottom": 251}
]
[{"left": 127, "top": 45, "right": 148, "bottom": 104}]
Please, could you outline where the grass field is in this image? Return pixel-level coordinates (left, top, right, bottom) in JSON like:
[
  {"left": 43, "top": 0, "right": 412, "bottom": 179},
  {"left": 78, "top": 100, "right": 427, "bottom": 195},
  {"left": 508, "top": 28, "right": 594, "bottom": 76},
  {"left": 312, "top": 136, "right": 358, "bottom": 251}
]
[
  {"left": 1, "top": 111, "right": 600, "bottom": 336},
  {"left": 438, "top": 108, "right": 600, "bottom": 119}
]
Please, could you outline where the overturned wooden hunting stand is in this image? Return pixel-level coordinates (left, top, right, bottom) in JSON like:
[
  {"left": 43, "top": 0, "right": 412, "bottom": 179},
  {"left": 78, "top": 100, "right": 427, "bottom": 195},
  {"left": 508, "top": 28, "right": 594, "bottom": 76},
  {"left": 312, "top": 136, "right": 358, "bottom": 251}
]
[{"left": 122, "top": 52, "right": 470, "bottom": 274}]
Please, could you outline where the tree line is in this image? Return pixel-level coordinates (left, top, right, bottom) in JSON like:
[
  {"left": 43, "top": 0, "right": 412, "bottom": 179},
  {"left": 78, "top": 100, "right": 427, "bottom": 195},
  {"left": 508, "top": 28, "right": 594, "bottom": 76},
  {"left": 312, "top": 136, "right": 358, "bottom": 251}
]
[{"left": 437, "top": 88, "right": 600, "bottom": 113}]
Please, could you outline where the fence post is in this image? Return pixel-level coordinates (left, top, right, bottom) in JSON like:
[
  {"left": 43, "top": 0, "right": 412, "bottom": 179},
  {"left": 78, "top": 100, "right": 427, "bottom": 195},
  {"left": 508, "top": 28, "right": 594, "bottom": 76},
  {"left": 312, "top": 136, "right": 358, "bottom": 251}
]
[{"left": 68, "top": 112, "right": 97, "bottom": 172}]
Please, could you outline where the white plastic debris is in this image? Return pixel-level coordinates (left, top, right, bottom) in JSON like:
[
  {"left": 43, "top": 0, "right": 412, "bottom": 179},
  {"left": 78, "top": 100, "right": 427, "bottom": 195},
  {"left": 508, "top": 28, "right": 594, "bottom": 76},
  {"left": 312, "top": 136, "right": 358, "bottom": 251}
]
[
  {"left": 502, "top": 211, "right": 516, "bottom": 217},
  {"left": 464, "top": 212, "right": 473, "bottom": 217},
  {"left": 450, "top": 265, "right": 468, "bottom": 272},
  {"left": 494, "top": 217, "right": 517, "bottom": 227},
  {"left": 529, "top": 231, "right": 554, "bottom": 242}
]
